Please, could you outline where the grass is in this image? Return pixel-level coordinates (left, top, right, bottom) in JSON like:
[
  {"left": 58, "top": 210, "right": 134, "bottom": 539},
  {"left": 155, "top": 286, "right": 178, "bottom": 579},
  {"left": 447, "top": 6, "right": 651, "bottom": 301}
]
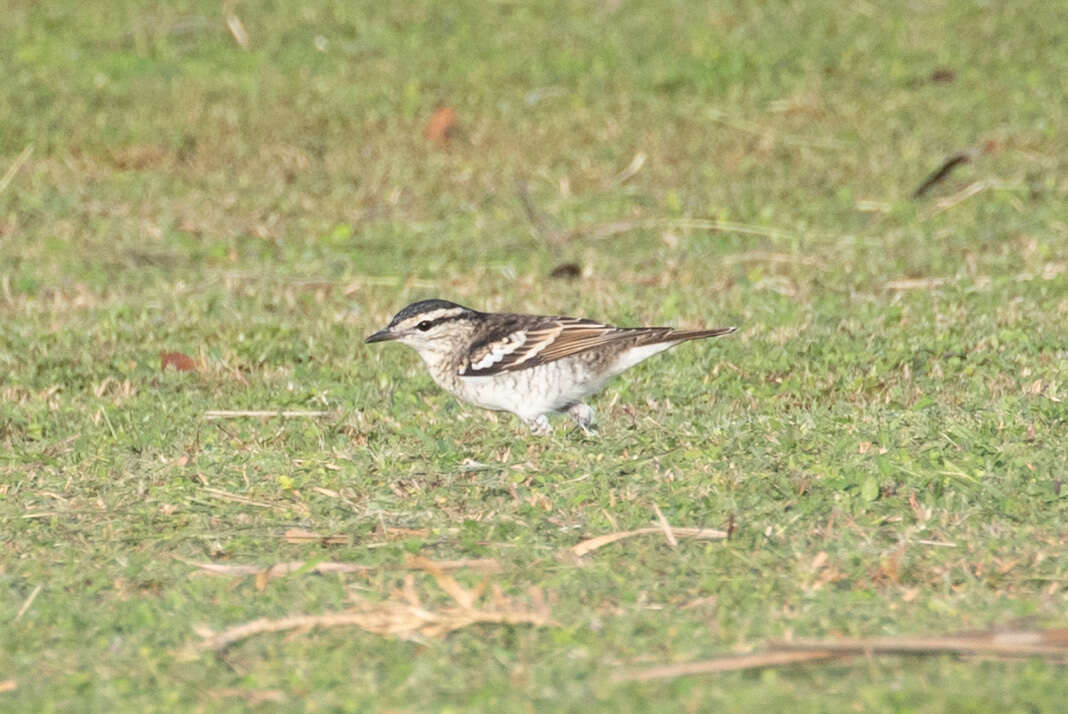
[{"left": 1, "top": 0, "right": 1066, "bottom": 710}]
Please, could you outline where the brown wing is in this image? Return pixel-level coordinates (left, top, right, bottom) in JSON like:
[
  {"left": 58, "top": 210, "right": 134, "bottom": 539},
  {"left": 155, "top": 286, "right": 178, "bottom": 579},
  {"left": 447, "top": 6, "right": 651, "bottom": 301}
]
[{"left": 459, "top": 316, "right": 732, "bottom": 377}]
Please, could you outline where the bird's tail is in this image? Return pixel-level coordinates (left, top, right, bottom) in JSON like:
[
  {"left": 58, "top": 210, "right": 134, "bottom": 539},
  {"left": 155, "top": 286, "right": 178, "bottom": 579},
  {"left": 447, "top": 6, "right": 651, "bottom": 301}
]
[{"left": 670, "top": 326, "right": 738, "bottom": 342}]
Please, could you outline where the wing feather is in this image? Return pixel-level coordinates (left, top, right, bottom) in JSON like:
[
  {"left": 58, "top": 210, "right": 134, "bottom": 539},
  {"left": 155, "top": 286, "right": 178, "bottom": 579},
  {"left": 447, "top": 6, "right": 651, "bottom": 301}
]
[{"left": 460, "top": 316, "right": 723, "bottom": 377}]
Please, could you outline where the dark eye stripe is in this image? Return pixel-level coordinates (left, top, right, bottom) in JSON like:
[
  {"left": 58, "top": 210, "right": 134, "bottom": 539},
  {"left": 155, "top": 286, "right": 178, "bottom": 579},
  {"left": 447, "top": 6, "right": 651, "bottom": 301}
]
[
  {"left": 390, "top": 306, "right": 475, "bottom": 331},
  {"left": 402, "top": 313, "right": 473, "bottom": 332},
  {"left": 419, "top": 316, "right": 460, "bottom": 330}
]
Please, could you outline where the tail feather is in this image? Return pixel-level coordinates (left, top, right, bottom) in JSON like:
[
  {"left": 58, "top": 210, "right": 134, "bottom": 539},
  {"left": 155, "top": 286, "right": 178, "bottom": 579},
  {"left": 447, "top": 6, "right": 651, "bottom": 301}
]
[
  {"left": 670, "top": 326, "right": 737, "bottom": 342},
  {"left": 646, "top": 326, "right": 736, "bottom": 345},
  {"left": 606, "top": 326, "right": 736, "bottom": 376}
]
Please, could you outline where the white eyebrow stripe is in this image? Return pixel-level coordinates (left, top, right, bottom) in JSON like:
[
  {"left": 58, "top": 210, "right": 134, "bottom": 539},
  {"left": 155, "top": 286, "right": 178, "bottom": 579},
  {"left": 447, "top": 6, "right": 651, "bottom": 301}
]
[
  {"left": 469, "top": 331, "right": 527, "bottom": 370},
  {"left": 395, "top": 307, "right": 466, "bottom": 329}
]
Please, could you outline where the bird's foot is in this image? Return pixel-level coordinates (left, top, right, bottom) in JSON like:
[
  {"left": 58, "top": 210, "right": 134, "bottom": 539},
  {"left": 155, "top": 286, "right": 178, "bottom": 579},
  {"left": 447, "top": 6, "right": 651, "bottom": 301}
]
[
  {"left": 566, "top": 403, "right": 598, "bottom": 436},
  {"left": 524, "top": 414, "right": 553, "bottom": 435}
]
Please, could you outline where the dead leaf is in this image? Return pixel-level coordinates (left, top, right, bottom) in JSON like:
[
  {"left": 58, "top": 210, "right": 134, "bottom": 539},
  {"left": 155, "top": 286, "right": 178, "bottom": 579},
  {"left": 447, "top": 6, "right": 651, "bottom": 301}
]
[
  {"left": 107, "top": 144, "right": 170, "bottom": 170},
  {"left": 161, "top": 351, "right": 197, "bottom": 372},
  {"left": 930, "top": 68, "right": 956, "bottom": 83},
  {"left": 425, "top": 105, "right": 457, "bottom": 147},
  {"left": 549, "top": 262, "right": 582, "bottom": 279}
]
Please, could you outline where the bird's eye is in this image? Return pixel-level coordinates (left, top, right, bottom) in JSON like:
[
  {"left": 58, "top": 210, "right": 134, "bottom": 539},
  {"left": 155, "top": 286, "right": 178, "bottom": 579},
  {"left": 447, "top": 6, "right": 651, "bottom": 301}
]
[{"left": 416, "top": 320, "right": 433, "bottom": 332}]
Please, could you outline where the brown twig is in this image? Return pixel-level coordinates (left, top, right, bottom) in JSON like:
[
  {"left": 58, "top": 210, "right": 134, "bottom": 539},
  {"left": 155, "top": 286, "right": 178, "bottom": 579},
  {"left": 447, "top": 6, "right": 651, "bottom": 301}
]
[{"left": 912, "top": 152, "right": 973, "bottom": 198}]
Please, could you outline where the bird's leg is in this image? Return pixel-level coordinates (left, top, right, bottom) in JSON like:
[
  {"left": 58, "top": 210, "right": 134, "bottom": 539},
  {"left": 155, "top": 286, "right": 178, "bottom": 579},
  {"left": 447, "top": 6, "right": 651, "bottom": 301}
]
[
  {"left": 566, "top": 403, "right": 597, "bottom": 435},
  {"left": 524, "top": 414, "right": 552, "bottom": 435}
]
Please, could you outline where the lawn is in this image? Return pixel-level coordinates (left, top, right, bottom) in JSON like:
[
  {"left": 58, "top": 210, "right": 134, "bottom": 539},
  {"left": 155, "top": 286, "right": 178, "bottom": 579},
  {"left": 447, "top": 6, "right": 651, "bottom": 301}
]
[{"left": 1, "top": 1, "right": 1066, "bottom": 711}]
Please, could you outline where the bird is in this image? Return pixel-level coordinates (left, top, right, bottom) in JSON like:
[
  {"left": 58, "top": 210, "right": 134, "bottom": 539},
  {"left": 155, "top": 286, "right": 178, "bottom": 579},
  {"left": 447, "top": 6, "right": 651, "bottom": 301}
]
[{"left": 365, "top": 299, "right": 737, "bottom": 434}]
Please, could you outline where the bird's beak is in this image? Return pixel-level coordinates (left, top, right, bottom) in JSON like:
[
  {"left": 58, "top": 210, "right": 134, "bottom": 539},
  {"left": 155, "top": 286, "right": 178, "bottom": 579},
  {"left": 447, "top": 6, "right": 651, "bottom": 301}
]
[{"left": 364, "top": 329, "right": 399, "bottom": 344}]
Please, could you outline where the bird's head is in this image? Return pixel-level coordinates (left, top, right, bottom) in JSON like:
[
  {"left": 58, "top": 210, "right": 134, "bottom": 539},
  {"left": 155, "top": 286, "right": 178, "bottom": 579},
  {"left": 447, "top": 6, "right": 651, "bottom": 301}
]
[{"left": 365, "top": 299, "right": 480, "bottom": 358}]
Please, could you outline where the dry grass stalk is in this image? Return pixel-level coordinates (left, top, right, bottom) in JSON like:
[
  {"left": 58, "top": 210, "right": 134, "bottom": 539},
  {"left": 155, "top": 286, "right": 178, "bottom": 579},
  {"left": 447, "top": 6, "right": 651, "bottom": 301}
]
[
  {"left": 613, "top": 152, "right": 647, "bottom": 184},
  {"left": 176, "top": 555, "right": 503, "bottom": 586},
  {"left": 283, "top": 528, "right": 349, "bottom": 545},
  {"left": 190, "top": 557, "right": 551, "bottom": 652},
  {"left": 198, "top": 487, "right": 276, "bottom": 508},
  {"left": 924, "top": 179, "right": 994, "bottom": 217},
  {"left": 207, "top": 688, "right": 287, "bottom": 705},
  {"left": 14, "top": 584, "right": 42, "bottom": 621},
  {"left": 720, "top": 251, "right": 820, "bottom": 266},
  {"left": 0, "top": 144, "right": 34, "bottom": 195},
  {"left": 570, "top": 526, "right": 727, "bottom": 557},
  {"left": 706, "top": 110, "right": 845, "bottom": 150},
  {"left": 884, "top": 277, "right": 951, "bottom": 290},
  {"left": 616, "top": 629, "right": 1068, "bottom": 682},
  {"left": 515, "top": 179, "right": 563, "bottom": 248},
  {"left": 913, "top": 539, "right": 957, "bottom": 547},
  {"left": 614, "top": 650, "right": 843, "bottom": 682},
  {"left": 770, "top": 631, "right": 1068, "bottom": 660},
  {"left": 224, "top": 13, "right": 249, "bottom": 49},
  {"left": 413, "top": 558, "right": 502, "bottom": 572},
  {"left": 203, "top": 409, "right": 332, "bottom": 419},
  {"left": 194, "top": 604, "right": 550, "bottom": 652},
  {"left": 651, "top": 504, "right": 678, "bottom": 548},
  {"left": 565, "top": 217, "right": 793, "bottom": 242}
]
